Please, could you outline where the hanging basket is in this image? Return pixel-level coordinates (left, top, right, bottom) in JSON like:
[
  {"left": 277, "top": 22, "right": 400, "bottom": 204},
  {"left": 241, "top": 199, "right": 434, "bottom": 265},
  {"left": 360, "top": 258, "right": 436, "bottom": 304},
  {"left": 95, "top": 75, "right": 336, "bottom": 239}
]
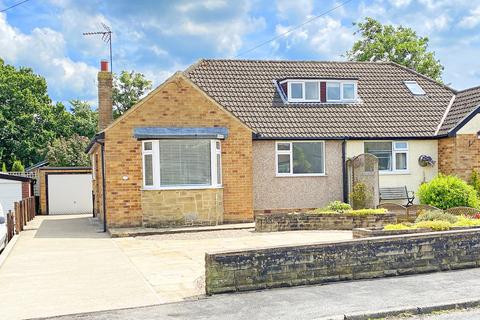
[{"left": 418, "top": 155, "right": 436, "bottom": 167}]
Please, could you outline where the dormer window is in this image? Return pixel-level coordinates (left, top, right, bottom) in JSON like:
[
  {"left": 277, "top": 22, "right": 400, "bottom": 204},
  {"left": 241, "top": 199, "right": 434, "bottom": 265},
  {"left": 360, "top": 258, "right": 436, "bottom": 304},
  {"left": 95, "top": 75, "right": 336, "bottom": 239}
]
[
  {"left": 281, "top": 79, "right": 358, "bottom": 103},
  {"left": 287, "top": 81, "right": 320, "bottom": 102},
  {"left": 404, "top": 81, "right": 426, "bottom": 96}
]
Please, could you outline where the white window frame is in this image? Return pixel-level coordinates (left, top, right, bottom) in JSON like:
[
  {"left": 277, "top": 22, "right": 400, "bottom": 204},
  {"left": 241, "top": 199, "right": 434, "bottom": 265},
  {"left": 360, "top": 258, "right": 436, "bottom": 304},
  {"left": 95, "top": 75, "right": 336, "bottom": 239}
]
[
  {"left": 404, "top": 81, "right": 426, "bottom": 96},
  {"left": 275, "top": 141, "right": 326, "bottom": 177},
  {"left": 287, "top": 80, "right": 320, "bottom": 103},
  {"left": 142, "top": 139, "right": 222, "bottom": 190},
  {"left": 364, "top": 141, "right": 409, "bottom": 174},
  {"left": 326, "top": 80, "right": 357, "bottom": 102}
]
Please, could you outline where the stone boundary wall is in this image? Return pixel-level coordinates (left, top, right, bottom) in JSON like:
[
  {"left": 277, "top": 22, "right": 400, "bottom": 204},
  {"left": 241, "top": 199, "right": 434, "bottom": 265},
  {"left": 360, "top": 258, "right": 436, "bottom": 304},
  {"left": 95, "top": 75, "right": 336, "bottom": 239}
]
[
  {"left": 255, "top": 212, "right": 397, "bottom": 232},
  {"left": 205, "top": 229, "right": 480, "bottom": 295},
  {"left": 353, "top": 225, "right": 480, "bottom": 238}
]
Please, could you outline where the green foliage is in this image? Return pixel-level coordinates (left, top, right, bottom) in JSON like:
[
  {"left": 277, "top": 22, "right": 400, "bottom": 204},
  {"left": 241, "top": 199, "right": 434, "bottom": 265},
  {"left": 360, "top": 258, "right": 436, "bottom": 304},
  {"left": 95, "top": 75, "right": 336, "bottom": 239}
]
[
  {"left": 345, "top": 208, "right": 387, "bottom": 215},
  {"left": 418, "top": 175, "right": 479, "bottom": 209},
  {"left": 415, "top": 210, "right": 459, "bottom": 224},
  {"left": 1, "top": 163, "right": 6, "bottom": 172},
  {"left": 346, "top": 17, "right": 444, "bottom": 81},
  {"left": 11, "top": 160, "right": 24, "bottom": 172},
  {"left": 384, "top": 223, "right": 414, "bottom": 230},
  {"left": 325, "top": 201, "right": 352, "bottom": 212},
  {"left": 46, "top": 134, "right": 90, "bottom": 167},
  {"left": 69, "top": 100, "right": 98, "bottom": 139},
  {"left": 350, "top": 182, "right": 373, "bottom": 209},
  {"left": 415, "top": 220, "right": 452, "bottom": 231},
  {"left": 452, "top": 215, "right": 480, "bottom": 228},
  {"left": 470, "top": 169, "right": 480, "bottom": 197},
  {"left": 113, "top": 70, "right": 152, "bottom": 118}
]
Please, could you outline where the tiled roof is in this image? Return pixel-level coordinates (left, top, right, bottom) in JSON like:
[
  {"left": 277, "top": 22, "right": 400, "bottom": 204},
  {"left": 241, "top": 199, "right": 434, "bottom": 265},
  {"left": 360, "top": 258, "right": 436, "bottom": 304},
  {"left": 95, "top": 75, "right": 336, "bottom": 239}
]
[
  {"left": 437, "top": 86, "right": 480, "bottom": 135},
  {"left": 184, "top": 59, "right": 458, "bottom": 138}
]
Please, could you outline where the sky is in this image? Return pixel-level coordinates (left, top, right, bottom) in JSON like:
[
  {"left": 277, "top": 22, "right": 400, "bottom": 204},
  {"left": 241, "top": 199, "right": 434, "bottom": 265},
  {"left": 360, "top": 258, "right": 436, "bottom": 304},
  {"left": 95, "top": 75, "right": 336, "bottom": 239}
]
[{"left": 1, "top": 0, "right": 480, "bottom": 108}]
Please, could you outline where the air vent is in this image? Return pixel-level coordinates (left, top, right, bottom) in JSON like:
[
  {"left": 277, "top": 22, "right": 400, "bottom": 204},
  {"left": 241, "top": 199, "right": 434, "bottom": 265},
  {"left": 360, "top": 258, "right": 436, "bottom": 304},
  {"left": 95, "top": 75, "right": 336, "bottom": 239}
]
[{"left": 404, "top": 81, "right": 426, "bottom": 96}]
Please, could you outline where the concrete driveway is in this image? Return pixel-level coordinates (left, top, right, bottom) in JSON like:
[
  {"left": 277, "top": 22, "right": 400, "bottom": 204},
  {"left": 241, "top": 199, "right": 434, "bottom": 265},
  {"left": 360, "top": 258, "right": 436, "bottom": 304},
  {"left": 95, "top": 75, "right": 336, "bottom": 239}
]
[
  {"left": 0, "top": 215, "right": 160, "bottom": 320},
  {"left": 0, "top": 215, "right": 352, "bottom": 319}
]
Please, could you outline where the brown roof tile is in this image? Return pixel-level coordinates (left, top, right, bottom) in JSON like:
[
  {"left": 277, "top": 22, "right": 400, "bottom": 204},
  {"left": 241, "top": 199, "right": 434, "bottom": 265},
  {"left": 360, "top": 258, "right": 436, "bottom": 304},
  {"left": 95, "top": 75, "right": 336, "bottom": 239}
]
[{"left": 438, "top": 86, "right": 480, "bottom": 135}]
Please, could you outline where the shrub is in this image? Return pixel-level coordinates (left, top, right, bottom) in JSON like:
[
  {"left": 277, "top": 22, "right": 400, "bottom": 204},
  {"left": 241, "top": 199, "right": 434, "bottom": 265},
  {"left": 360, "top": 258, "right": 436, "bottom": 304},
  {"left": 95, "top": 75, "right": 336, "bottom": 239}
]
[
  {"left": 417, "top": 174, "right": 479, "bottom": 209},
  {"left": 415, "top": 210, "right": 459, "bottom": 224},
  {"left": 11, "top": 160, "right": 24, "bottom": 172},
  {"left": 384, "top": 224, "right": 414, "bottom": 230},
  {"left": 325, "top": 201, "right": 352, "bottom": 212},
  {"left": 452, "top": 216, "right": 480, "bottom": 228},
  {"left": 344, "top": 208, "right": 387, "bottom": 215},
  {"left": 470, "top": 169, "right": 480, "bottom": 197},
  {"left": 415, "top": 220, "right": 452, "bottom": 231},
  {"left": 350, "top": 182, "right": 373, "bottom": 209}
]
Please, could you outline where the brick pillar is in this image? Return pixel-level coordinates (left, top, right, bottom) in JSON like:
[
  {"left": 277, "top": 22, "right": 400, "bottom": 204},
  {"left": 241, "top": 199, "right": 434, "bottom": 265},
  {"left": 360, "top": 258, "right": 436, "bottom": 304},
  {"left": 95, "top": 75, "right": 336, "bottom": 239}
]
[{"left": 98, "top": 60, "right": 113, "bottom": 131}]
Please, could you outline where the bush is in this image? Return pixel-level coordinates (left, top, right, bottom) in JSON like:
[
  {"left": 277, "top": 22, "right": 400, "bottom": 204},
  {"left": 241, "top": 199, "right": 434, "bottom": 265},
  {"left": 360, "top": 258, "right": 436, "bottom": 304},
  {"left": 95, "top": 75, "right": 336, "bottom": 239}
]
[
  {"left": 418, "top": 174, "right": 479, "bottom": 209},
  {"left": 325, "top": 201, "right": 352, "bottom": 212},
  {"left": 452, "top": 216, "right": 480, "bottom": 227},
  {"left": 415, "top": 210, "right": 459, "bottom": 224},
  {"left": 384, "top": 224, "right": 414, "bottom": 230},
  {"left": 415, "top": 220, "right": 452, "bottom": 231},
  {"left": 11, "top": 160, "right": 24, "bottom": 172},
  {"left": 470, "top": 169, "right": 480, "bottom": 197},
  {"left": 344, "top": 208, "right": 387, "bottom": 215},
  {"left": 350, "top": 182, "right": 373, "bottom": 209}
]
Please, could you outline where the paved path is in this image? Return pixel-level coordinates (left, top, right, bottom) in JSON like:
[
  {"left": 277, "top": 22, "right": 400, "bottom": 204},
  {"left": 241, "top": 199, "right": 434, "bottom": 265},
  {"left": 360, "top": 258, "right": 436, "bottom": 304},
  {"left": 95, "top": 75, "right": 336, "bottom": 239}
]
[
  {"left": 35, "top": 268, "right": 480, "bottom": 320},
  {"left": 0, "top": 215, "right": 161, "bottom": 320}
]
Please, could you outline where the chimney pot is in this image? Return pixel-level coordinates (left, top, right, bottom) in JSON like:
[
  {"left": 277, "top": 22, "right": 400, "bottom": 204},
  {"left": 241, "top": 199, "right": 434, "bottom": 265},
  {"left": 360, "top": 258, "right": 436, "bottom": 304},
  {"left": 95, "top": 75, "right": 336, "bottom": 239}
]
[{"left": 100, "top": 60, "right": 109, "bottom": 72}]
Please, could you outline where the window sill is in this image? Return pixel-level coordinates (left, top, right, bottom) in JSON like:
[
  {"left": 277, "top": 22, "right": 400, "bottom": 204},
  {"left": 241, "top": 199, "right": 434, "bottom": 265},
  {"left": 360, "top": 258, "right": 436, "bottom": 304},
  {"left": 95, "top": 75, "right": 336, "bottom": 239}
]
[
  {"left": 275, "top": 174, "right": 327, "bottom": 178},
  {"left": 142, "top": 185, "right": 223, "bottom": 191},
  {"left": 379, "top": 171, "right": 410, "bottom": 176}
]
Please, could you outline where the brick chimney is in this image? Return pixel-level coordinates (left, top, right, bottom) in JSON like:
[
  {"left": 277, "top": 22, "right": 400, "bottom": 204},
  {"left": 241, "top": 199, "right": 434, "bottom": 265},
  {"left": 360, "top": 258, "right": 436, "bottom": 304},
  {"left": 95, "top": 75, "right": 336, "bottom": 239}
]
[{"left": 98, "top": 60, "right": 113, "bottom": 131}]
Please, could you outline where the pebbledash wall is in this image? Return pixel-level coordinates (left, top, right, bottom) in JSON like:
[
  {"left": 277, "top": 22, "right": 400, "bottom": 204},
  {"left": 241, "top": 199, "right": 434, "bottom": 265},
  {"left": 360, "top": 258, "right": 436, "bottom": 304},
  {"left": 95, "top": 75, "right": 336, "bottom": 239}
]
[
  {"left": 101, "top": 74, "right": 253, "bottom": 228},
  {"left": 205, "top": 229, "right": 480, "bottom": 295},
  {"left": 346, "top": 140, "right": 438, "bottom": 203},
  {"left": 253, "top": 140, "right": 343, "bottom": 214}
]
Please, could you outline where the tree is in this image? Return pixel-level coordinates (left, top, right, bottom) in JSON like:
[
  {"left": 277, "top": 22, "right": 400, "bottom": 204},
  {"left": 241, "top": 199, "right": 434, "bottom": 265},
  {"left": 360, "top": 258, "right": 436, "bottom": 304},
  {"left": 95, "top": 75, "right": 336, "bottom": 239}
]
[
  {"left": 0, "top": 58, "right": 73, "bottom": 168},
  {"left": 1, "top": 163, "right": 6, "bottom": 172},
  {"left": 46, "top": 134, "right": 90, "bottom": 167},
  {"left": 69, "top": 100, "right": 98, "bottom": 138},
  {"left": 113, "top": 70, "right": 152, "bottom": 118},
  {"left": 11, "top": 160, "right": 24, "bottom": 172},
  {"left": 345, "top": 17, "right": 444, "bottom": 81}
]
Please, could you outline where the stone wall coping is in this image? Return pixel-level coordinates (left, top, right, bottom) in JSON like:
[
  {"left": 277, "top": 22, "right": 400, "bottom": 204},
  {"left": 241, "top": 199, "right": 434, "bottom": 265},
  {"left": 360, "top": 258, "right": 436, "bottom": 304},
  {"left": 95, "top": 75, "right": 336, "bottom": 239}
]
[
  {"left": 205, "top": 228, "right": 480, "bottom": 256},
  {"left": 256, "top": 212, "right": 394, "bottom": 217}
]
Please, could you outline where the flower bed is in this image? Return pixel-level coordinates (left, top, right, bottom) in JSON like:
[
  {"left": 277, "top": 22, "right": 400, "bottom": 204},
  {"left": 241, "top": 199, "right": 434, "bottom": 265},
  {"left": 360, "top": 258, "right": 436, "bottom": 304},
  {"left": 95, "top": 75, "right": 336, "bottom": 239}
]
[{"left": 255, "top": 209, "right": 396, "bottom": 232}]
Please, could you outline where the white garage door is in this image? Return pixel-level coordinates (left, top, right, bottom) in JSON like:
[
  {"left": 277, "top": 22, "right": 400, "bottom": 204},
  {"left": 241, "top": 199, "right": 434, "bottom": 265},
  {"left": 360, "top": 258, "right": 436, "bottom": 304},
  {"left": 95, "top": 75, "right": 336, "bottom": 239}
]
[
  {"left": 48, "top": 174, "right": 92, "bottom": 215},
  {"left": 0, "top": 179, "right": 22, "bottom": 213}
]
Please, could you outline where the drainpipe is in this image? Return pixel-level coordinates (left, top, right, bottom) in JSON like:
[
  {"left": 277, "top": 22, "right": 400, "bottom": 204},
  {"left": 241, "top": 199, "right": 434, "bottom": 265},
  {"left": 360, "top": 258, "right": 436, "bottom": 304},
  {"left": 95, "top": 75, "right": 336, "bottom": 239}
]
[
  {"left": 99, "top": 141, "right": 107, "bottom": 233},
  {"left": 342, "top": 139, "right": 349, "bottom": 203}
]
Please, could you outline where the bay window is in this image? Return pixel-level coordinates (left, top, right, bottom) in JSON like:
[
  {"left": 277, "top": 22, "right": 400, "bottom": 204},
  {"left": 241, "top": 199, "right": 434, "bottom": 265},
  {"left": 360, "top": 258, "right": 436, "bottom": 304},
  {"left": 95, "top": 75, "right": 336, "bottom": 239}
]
[
  {"left": 364, "top": 141, "right": 408, "bottom": 172},
  {"left": 276, "top": 141, "right": 325, "bottom": 176},
  {"left": 142, "top": 139, "right": 222, "bottom": 189}
]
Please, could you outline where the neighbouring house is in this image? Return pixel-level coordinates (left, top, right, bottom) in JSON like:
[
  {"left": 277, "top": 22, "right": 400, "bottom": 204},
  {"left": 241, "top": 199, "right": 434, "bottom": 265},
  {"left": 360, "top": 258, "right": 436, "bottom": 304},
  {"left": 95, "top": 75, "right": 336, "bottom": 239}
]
[
  {"left": 87, "top": 59, "right": 480, "bottom": 229},
  {"left": 0, "top": 173, "right": 33, "bottom": 213}
]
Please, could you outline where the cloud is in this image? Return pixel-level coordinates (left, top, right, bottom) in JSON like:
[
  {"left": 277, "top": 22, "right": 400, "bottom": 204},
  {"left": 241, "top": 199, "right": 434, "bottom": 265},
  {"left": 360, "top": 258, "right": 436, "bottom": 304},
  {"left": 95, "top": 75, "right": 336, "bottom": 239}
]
[
  {"left": 459, "top": 6, "right": 480, "bottom": 29},
  {"left": 276, "top": 0, "right": 313, "bottom": 22},
  {"left": 389, "top": 0, "right": 411, "bottom": 8},
  {"left": 0, "top": 13, "right": 98, "bottom": 102}
]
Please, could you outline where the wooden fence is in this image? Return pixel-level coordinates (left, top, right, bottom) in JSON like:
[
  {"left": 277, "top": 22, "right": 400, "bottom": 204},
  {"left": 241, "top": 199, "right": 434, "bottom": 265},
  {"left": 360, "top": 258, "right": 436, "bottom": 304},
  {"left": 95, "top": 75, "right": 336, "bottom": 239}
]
[{"left": 4, "top": 197, "right": 36, "bottom": 248}]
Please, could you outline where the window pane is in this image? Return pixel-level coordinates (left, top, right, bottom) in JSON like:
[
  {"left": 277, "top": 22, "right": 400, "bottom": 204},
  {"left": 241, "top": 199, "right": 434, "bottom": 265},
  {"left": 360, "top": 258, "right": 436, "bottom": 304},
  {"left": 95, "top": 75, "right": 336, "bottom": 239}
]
[
  {"left": 365, "top": 142, "right": 392, "bottom": 171},
  {"left": 343, "top": 83, "right": 355, "bottom": 100},
  {"left": 327, "top": 83, "right": 340, "bottom": 100},
  {"left": 216, "top": 153, "right": 222, "bottom": 185},
  {"left": 394, "top": 141, "right": 408, "bottom": 150},
  {"left": 159, "top": 140, "right": 211, "bottom": 186},
  {"left": 277, "top": 154, "right": 290, "bottom": 173},
  {"left": 290, "top": 83, "right": 303, "bottom": 99},
  {"left": 305, "top": 82, "right": 319, "bottom": 100},
  {"left": 292, "top": 142, "right": 324, "bottom": 174},
  {"left": 277, "top": 143, "right": 290, "bottom": 151},
  {"left": 396, "top": 152, "right": 407, "bottom": 170},
  {"left": 144, "top": 154, "right": 153, "bottom": 186},
  {"left": 144, "top": 141, "right": 152, "bottom": 151}
]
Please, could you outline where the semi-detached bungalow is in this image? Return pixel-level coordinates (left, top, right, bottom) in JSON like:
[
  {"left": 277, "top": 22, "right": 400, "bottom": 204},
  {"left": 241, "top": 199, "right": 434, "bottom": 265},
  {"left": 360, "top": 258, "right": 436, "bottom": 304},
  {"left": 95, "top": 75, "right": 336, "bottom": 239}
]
[{"left": 86, "top": 59, "right": 480, "bottom": 229}]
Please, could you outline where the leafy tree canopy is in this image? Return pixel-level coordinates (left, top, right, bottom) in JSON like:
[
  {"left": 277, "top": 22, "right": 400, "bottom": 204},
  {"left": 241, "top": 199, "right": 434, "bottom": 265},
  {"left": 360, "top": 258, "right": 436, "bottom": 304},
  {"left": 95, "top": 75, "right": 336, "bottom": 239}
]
[
  {"left": 46, "top": 134, "right": 90, "bottom": 167},
  {"left": 113, "top": 70, "right": 152, "bottom": 118},
  {"left": 345, "top": 17, "right": 444, "bottom": 81},
  {"left": 69, "top": 99, "right": 98, "bottom": 139},
  {"left": 11, "top": 159, "right": 24, "bottom": 172}
]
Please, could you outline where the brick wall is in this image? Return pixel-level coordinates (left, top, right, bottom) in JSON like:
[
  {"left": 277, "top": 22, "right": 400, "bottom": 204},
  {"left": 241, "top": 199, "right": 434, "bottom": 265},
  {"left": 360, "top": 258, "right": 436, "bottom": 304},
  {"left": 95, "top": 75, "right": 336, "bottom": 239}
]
[
  {"left": 205, "top": 229, "right": 480, "bottom": 295},
  {"left": 102, "top": 74, "right": 253, "bottom": 228},
  {"left": 255, "top": 212, "right": 396, "bottom": 232},
  {"left": 21, "top": 181, "right": 31, "bottom": 198},
  {"left": 438, "top": 135, "right": 480, "bottom": 180}
]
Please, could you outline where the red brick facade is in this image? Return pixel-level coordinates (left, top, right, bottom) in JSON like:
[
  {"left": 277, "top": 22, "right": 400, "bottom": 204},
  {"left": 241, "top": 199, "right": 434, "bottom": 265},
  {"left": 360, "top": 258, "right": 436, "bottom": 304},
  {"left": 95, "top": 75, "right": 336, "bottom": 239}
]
[{"left": 438, "top": 135, "right": 480, "bottom": 181}]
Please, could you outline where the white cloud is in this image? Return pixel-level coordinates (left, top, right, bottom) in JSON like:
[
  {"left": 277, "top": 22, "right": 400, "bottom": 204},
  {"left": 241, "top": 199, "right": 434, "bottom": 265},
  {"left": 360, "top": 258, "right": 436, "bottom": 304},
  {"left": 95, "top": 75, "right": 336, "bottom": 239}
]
[
  {"left": 425, "top": 14, "right": 450, "bottom": 31},
  {"left": 0, "top": 13, "right": 98, "bottom": 101},
  {"left": 389, "top": 0, "right": 411, "bottom": 8},
  {"left": 276, "top": 0, "right": 313, "bottom": 22},
  {"left": 459, "top": 6, "right": 480, "bottom": 29}
]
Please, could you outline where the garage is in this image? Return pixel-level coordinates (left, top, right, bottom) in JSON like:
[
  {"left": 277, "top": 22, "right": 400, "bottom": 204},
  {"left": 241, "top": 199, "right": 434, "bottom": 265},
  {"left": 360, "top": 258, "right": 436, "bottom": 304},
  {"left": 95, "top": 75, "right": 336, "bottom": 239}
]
[
  {"left": 0, "top": 173, "right": 33, "bottom": 213},
  {"left": 38, "top": 167, "right": 93, "bottom": 215}
]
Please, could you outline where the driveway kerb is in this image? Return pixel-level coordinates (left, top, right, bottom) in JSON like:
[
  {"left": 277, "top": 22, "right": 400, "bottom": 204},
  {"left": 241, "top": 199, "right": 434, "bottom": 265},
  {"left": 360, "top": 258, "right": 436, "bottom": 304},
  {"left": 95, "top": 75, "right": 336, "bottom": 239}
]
[{"left": 0, "top": 234, "right": 19, "bottom": 269}]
